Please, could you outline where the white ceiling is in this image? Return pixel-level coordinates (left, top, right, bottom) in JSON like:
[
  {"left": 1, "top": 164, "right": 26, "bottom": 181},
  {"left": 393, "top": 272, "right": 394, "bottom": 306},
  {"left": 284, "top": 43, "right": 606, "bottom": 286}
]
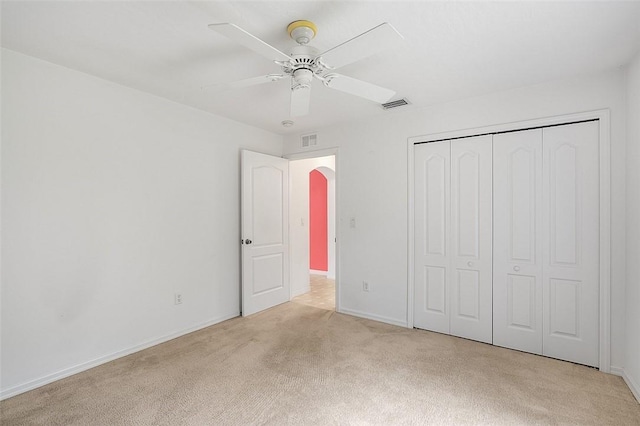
[{"left": 3, "top": 1, "right": 640, "bottom": 135}]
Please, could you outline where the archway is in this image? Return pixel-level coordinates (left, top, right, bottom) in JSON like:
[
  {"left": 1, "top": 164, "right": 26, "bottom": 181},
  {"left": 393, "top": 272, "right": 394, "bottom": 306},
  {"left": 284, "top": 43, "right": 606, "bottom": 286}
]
[
  {"left": 309, "top": 169, "right": 328, "bottom": 273},
  {"left": 311, "top": 166, "right": 335, "bottom": 279}
]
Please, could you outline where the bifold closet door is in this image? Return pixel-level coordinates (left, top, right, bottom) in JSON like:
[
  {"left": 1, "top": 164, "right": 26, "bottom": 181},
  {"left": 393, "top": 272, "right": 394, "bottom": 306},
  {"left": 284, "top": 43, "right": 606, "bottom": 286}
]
[
  {"left": 542, "top": 121, "right": 599, "bottom": 367},
  {"left": 493, "top": 129, "right": 544, "bottom": 354},
  {"left": 493, "top": 121, "right": 599, "bottom": 367},
  {"left": 414, "top": 136, "right": 492, "bottom": 344},
  {"left": 449, "top": 135, "right": 493, "bottom": 344},
  {"left": 414, "top": 140, "right": 451, "bottom": 334}
]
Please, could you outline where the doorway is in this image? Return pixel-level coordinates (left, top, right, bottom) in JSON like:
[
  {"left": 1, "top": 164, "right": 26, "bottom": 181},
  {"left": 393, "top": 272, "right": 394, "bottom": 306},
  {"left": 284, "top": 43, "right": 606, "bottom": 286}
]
[{"left": 288, "top": 154, "right": 336, "bottom": 311}]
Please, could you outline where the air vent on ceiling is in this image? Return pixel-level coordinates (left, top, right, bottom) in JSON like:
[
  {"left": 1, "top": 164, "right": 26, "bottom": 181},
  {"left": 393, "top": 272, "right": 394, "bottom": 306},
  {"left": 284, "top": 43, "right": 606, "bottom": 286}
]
[
  {"left": 381, "top": 98, "right": 410, "bottom": 110},
  {"left": 301, "top": 133, "right": 318, "bottom": 148}
]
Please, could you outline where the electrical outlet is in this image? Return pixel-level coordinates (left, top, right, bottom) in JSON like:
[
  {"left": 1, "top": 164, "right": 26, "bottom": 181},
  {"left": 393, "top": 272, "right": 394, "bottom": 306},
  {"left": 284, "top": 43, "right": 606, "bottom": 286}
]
[
  {"left": 362, "top": 281, "right": 370, "bottom": 292},
  {"left": 174, "top": 293, "right": 182, "bottom": 305}
]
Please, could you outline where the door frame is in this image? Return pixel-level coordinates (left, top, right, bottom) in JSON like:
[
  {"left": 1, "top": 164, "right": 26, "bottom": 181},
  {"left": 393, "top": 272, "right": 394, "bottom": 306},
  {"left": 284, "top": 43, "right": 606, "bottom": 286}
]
[
  {"left": 406, "top": 109, "right": 611, "bottom": 372},
  {"left": 285, "top": 148, "right": 340, "bottom": 312}
]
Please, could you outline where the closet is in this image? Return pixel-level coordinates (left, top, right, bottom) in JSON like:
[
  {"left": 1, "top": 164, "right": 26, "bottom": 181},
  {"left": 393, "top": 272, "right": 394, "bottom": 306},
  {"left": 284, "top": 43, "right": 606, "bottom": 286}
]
[{"left": 413, "top": 120, "right": 600, "bottom": 367}]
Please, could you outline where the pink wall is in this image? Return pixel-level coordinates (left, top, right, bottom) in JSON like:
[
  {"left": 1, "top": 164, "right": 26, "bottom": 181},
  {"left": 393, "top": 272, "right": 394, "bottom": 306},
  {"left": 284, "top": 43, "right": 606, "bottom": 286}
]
[{"left": 309, "top": 169, "right": 328, "bottom": 271}]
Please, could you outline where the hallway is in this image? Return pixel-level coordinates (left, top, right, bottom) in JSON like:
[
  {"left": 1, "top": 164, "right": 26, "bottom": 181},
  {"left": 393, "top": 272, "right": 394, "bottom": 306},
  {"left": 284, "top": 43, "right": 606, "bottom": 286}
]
[{"left": 291, "top": 275, "right": 335, "bottom": 311}]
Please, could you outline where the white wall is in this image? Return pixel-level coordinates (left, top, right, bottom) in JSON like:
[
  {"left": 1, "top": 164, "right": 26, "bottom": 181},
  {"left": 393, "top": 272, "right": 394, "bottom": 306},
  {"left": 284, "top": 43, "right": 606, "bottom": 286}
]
[
  {"left": 289, "top": 156, "right": 335, "bottom": 297},
  {"left": 625, "top": 52, "right": 640, "bottom": 401},
  {"left": 0, "top": 49, "right": 283, "bottom": 398},
  {"left": 284, "top": 69, "right": 629, "bottom": 367},
  {"left": 322, "top": 166, "right": 337, "bottom": 281}
]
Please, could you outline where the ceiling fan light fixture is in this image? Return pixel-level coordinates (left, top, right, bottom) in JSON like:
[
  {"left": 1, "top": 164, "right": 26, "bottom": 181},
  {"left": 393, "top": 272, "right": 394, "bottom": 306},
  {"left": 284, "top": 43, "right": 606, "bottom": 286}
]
[
  {"left": 293, "top": 68, "right": 313, "bottom": 86},
  {"left": 287, "top": 20, "right": 317, "bottom": 45}
]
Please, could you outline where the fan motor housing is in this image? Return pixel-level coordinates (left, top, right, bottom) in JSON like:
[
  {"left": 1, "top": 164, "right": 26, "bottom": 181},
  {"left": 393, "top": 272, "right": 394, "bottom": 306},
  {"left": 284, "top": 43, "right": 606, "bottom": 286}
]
[
  {"left": 284, "top": 45, "right": 323, "bottom": 76},
  {"left": 293, "top": 68, "right": 313, "bottom": 88}
]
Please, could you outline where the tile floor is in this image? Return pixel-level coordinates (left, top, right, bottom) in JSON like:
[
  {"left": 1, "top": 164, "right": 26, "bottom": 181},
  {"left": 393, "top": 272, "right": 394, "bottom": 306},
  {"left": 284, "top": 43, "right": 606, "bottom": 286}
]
[{"left": 291, "top": 274, "right": 335, "bottom": 310}]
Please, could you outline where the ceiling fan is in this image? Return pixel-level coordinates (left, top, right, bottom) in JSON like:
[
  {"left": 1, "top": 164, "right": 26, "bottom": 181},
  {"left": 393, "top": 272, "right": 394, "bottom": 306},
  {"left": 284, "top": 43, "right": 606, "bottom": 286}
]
[{"left": 207, "top": 20, "right": 404, "bottom": 117}]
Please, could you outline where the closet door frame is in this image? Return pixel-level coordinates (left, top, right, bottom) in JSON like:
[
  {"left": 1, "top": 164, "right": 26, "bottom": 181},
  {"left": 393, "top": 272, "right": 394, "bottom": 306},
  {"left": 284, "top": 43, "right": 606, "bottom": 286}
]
[{"left": 407, "top": 109, "right": 611, "bottom": 373}]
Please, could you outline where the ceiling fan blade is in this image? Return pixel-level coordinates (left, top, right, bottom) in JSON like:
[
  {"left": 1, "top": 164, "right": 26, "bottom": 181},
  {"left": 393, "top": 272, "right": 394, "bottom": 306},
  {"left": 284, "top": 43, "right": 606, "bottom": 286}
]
[
  {"left": 208, "top": 23, "right": 293, "bottom": 62},
  {"left": 323, "top": 73, "right": 395, "bottom": 103},
  {"left": 316, "top": 22, "right": 403, "bottom": 70},
  {"left": 290, "top": 86, "right": 311, "bottom": 117},
  {"left": 202, "top": 74, "right": 285, "bottom": 91}
]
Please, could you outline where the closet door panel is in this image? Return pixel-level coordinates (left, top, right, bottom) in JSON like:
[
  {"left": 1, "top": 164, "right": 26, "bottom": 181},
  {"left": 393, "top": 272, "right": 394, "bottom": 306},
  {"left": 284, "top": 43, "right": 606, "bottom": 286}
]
[
  {"left": 414, "top": 141, "right": 451, "bottom": 334},
  {"left": 450, "top": 135, "right": 492, "bottom": 344},
  {"left": 542, "top": 121, "right": 599, "bottom": 367},
  {"left": 493, "top": 129, "right": 543, "bottom": 354}
]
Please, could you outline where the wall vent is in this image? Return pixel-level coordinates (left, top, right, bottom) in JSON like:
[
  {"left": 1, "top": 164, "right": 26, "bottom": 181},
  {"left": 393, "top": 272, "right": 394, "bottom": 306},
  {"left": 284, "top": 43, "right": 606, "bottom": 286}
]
[
  {"left": 301, "top": 133, "right": 318, "bottom": 148},
  {"left": 381, "top": 98, "right": 410, "bottom": 110}
]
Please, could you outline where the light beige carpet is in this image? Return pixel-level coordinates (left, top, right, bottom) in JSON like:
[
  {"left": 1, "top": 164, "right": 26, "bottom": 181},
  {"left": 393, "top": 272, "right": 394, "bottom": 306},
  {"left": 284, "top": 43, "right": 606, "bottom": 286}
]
[{"left": 2, "top": 302, "right": 639, "bottom": 425}]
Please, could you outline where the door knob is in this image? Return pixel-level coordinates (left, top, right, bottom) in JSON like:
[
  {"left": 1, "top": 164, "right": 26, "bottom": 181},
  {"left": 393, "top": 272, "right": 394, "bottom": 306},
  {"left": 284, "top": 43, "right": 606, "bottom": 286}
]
[
  {"left": 513, "top": 265, "right": 520, "bottom": 272},
  {"left": 467, "top": 261, "right": 473, "bottom": 267},
  {"left": 245, "top": 239, "right": 252, "bottom": 245}
]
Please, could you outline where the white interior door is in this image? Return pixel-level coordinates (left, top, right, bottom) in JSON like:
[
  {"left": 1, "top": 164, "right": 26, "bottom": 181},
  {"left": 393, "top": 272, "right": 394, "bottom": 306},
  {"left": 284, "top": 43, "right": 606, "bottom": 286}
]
[
  {"left": 241, "top": 150, "right": 289, "bottom": 316},
  {"left": 493, "top": 129, "right": 544, "bottom": 354},
  {"left": 542, "top": 121, "right": 599, "bottom": 367},
  {"left": 414, "top": 141, "right": 451, "bottom": 334},
  {"left": 450, "top": 135, "right": 493, "bottom": 344}
]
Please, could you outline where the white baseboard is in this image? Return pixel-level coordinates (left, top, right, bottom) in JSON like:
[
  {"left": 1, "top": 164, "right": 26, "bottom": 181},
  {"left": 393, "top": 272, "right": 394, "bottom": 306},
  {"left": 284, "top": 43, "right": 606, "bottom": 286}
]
[
  {"left": 623, "top": 370, "right": 640, "bottom": 403},
  {"left": 310, "top": 269, "right": 327, "bottom": 276},
  {"left": 339, "top": 307, "right": 407, "bottom": 328},
  {"left": 291, "top": 286, "right": 310, "bottom": 298},
  {"left": 0, "top": 312, "right": 239, "bottom": 401},
  {"left": 608, "top": 366, "right": 639, "bottom": 403},
  {"left": 610, "top": 366, "right": 625, "bottom": 376}
]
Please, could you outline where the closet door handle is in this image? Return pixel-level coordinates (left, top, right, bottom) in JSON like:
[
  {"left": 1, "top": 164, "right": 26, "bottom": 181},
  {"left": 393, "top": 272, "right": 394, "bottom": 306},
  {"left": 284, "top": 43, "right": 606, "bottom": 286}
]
[
  {"left": 467, "top": 261, "right": 473, "bottom": 267},
  {"left": 513, "top": 265, "right": 520, "bottom": 272}
]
